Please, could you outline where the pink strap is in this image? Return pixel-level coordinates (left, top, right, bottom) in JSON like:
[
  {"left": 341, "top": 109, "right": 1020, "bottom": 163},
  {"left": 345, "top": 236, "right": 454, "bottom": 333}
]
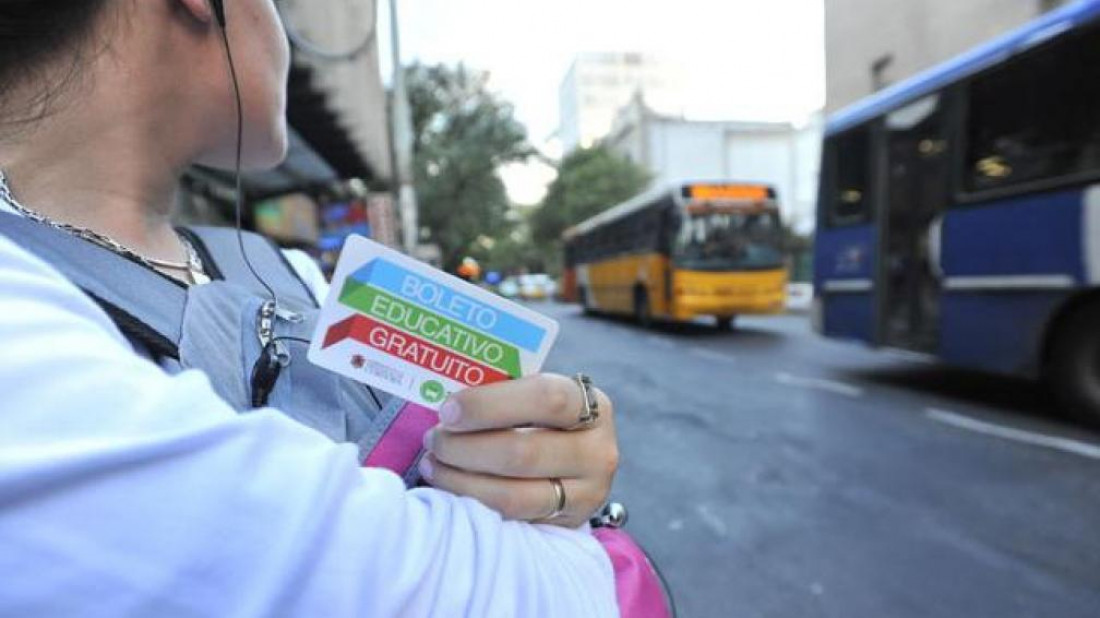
[
  {"left": 593, "top": 528, "right": 672, "bottom": 618},
  {"left": 362, "top": 403, "right": 438, "bottom": 475}
]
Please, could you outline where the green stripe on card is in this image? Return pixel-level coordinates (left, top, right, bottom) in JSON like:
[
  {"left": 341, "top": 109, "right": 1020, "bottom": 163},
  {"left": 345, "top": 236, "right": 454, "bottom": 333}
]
[{"left": 340, "top": 279, "right": 521, "bottom": 377}]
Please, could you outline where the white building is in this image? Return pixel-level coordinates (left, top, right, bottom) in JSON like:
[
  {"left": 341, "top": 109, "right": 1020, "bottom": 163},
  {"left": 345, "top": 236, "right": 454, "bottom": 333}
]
[
  {"left": 604, "top": 95, "right": 823, "bottom": 233},
  {"left": 826, "top": 0, "right": 1071, "bottom": 112},
  {"left": 558, "top": 53, "right": 685, "bottom": 153}
]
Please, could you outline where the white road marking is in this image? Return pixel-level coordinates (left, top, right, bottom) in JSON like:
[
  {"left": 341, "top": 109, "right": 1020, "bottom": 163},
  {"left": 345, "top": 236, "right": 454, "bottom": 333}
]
[
  {"left": 687, "top": 347, "right": 734, "bottom": 363},
  {"left": 695, "top": 504, "right": 728, "bottom": 538},
  {"left": 925, "top": 408, "right": 1100, "bottom": 460},
  {"left": 646, "top": 335, "right": 677, "bottom": 349},
  {"left": 774, "top": 372, "right": 865, "bottom": 398}
]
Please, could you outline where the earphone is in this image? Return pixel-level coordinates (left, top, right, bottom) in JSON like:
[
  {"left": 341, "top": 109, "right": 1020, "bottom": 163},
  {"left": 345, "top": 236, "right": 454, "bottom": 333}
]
[
  {"left": 208, "top": 0, "right": 289, "bottom": 406},
  {"left": 209, "top": 0, "right": 227, "bottom": 28},
  {"left": 205, "top": 0, "right": 384, "bottom": 410},
  {"left": 207, "top": 0, "right": 280, "bottom": 303}
]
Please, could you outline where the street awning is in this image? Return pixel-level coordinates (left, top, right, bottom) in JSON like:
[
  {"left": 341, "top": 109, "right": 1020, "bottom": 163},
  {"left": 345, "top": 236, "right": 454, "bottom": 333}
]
[{"left": 286, "top": 61, "right": 377, "bottom": 184}]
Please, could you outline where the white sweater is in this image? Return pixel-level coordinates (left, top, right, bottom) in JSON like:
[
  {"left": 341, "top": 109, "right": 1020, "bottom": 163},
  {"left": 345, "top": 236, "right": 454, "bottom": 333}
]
[{"left": 0, "top": 227, "right": 617, "bottom": 617}]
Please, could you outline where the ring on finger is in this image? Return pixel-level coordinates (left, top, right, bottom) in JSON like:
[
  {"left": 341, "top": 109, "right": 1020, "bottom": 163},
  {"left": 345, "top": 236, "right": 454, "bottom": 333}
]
[
  {"left": 566, "top": 373, "right": 600, "bottom": 431},
  {"left": 536, "top": 478, "right": 567, "bottom": 521}
]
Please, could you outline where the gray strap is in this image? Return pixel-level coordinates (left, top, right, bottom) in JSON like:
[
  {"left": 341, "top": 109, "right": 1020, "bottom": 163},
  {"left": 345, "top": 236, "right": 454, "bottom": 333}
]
[
  {"left": 185, "top": 226, "right": 319, "bottom": 308},
  {"left": 0, "top": 212, "right": 186, "bottom": 348}
]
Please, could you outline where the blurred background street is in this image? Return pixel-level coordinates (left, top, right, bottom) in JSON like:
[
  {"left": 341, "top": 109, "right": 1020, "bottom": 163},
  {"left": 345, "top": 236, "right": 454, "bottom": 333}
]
[{"left": 540, "top": 302, "right": 1100, "bottom": 617}]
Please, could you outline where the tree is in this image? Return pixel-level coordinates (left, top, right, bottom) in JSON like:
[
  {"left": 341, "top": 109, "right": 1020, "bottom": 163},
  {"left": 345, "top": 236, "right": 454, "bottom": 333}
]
[
  {"left": 530, "top": 145, "right": 651, "bottom": 247},
  {"left": 405, "top": 63, "right": 531, "bottom": 270},
  {"left": 473, "top": 228, "right": 547, "bottom": 276}
]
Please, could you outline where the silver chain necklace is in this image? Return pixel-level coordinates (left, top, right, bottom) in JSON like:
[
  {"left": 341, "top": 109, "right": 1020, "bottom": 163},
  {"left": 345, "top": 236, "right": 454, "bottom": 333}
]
[{"left": 0, "top": 170, "right": 210, "bottom": 285}]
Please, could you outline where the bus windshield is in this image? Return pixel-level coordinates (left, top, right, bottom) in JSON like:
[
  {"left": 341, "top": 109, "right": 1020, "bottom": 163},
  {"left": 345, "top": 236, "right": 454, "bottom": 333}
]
[{"left": 674, "top": 211, "right": 784, "bottom": 271}]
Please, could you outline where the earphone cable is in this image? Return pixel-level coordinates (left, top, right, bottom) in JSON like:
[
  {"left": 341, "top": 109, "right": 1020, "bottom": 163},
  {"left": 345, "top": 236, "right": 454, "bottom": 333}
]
[
  {"left": 216, "top": 20, "right": 280, "bottom": 307},
  {"left": 215, "top": 7, "right": 387, "bottom": 413},
  {"left": 268, "top": 336, "right": 385, "bottom": 410}
]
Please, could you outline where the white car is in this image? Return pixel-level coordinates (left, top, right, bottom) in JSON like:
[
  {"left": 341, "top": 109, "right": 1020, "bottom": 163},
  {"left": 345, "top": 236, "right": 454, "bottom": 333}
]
[
  {"left": 518, "top": 274, "right": 556, "bottom": 300},
  {"left": 498, "top": 277, "right": 520, "bottom": 298}
]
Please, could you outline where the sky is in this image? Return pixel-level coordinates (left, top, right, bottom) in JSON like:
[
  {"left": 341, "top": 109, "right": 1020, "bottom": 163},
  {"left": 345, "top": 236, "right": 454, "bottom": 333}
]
[{"left": 376, "top": 0, "right": 826, "bottom": 203}]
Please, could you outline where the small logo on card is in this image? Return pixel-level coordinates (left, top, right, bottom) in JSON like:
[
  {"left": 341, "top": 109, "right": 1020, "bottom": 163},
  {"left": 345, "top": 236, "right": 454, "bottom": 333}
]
[{"left": 420, "top": 380, "right": 446, "bottom": 404}]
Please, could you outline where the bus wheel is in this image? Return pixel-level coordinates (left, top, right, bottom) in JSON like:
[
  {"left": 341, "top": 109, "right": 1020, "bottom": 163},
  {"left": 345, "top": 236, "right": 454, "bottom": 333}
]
[
  {"left": 716, "top": 315, "right": 736, "bottom": 331},
  {"left": 634, "top": 289, "right": 653, "bottom": 329},
  {"left": 1046, "top": 301, "right": 1100, "bottom": 426}
]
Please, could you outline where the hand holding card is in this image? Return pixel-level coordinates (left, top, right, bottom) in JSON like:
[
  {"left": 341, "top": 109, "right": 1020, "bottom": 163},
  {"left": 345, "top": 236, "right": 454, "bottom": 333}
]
[{"left": 310, "top": 236, "right": 618, "bottom": 529}]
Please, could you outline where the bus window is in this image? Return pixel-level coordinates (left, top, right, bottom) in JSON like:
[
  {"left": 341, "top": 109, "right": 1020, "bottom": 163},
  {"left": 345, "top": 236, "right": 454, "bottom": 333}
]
[
  {"left": 965, "top": 26, "right": 1100, "bottom": 192},
  {"left": 674, "top": 211, "right": 784, "bottom": 271},
  {"left": 828, "top": 125, "right": 874, "bottom": 226}
]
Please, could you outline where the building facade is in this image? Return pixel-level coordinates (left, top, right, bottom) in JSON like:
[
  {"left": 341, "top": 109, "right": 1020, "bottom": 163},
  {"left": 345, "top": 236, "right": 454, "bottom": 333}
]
[
  {"left": 558, "top": 53, "right": 684, "bottom": 153},
  {"left": 604, "top": 96, "right": 823, "bottom": 234},
  {"left": 825, "top": 0, "right": 1071, "bottom": 113}
]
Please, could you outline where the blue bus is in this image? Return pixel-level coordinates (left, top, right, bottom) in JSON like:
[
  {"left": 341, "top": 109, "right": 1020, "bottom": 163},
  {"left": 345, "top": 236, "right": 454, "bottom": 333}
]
[{"left": 814, "top": 0, "right": 1100, "bottom": 422}]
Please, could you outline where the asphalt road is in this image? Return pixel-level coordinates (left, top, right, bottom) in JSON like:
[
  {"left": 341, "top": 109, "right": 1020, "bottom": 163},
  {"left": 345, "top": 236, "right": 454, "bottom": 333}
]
[{"left": 532, "top": 301, "right": 1100, "bottom": 618}]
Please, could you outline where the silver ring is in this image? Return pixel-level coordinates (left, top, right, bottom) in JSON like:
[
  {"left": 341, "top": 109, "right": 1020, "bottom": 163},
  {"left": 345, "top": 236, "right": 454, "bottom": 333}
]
[
  {"left": 567, "top": 373, "right": 600, "bottom": 431},
  {"left": 538, "top": 478, "right": 567, "bottom": 521}
]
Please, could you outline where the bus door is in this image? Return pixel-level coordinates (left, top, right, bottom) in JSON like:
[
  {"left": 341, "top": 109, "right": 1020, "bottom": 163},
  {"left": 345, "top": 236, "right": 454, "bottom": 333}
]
[{"left": 880, "top": 94, "right": 952, "bottom": 352}]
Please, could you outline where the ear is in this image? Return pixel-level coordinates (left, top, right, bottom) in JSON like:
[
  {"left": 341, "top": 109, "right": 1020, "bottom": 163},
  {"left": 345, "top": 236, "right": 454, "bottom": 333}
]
[{"left": 174, "top": 0, "right": 219, "bottom": 25}]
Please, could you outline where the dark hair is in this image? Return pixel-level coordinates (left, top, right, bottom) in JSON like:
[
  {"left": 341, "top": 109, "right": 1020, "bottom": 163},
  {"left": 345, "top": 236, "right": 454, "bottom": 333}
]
[{"left": 0, "top": 0, "right": 110, "bottom": 125}]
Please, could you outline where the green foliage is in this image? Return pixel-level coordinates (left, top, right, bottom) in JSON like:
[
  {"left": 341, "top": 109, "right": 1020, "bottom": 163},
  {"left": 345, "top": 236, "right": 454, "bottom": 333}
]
[
  {"left": 472, "top": 231, "right": 549, "bottom": 276},
  {"left": 530, "top": 145, "right": 651, "bottom": 246},
  {"left": 406, "top": 63, "right": 532, "bottom": 270}
]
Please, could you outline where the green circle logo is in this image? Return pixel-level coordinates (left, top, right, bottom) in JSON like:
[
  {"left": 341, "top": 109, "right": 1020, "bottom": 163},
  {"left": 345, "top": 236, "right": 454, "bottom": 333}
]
[{"left": 420, "top": 380, "right": 446, "bottom": 404}]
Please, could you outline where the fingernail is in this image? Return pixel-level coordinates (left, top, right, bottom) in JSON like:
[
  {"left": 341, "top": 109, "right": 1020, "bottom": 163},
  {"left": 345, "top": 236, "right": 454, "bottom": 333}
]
[
  {"left": 422, "top": 429, "right": 435, "bottom": 452},
  {"left": 439, "top": 400, "right": 461, "bottom": 426},
  {"left": 418, "top": 457, "right": 434, "bottom": 480}
]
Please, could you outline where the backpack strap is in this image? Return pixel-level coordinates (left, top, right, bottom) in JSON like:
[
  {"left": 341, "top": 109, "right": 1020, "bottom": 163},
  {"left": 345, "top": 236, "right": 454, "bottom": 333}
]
[
  {"left": 182, "top": 226, "right": 319, "bottom": 309},
  {"left": 0, "top": 215, "right": 322, "bottom": 360},
  {"left": 0, "top": 212, "right": 186, "bottom": 358}
]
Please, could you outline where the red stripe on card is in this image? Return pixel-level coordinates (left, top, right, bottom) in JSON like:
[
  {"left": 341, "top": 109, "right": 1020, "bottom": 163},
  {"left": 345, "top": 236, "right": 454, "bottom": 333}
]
[
  {"left": 322, "top": 314, "right": 510, "bottom": 387},
  {"left": 363, "top": 403, "right": 439, "bottom": 475},
  {"left": 323, "top": 315, "right": 358, "bottom": 348}
]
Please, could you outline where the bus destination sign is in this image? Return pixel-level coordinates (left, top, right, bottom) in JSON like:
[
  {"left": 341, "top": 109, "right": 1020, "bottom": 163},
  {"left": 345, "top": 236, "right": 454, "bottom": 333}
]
[{"left": 686, "top": 184, "right": 771, "bottom": 202}]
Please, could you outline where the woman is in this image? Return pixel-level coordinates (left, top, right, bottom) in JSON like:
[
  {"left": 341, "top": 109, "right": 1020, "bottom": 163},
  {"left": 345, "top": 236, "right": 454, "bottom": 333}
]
[{"left": 0, "top": 1, "right": 634, "bottom": 615}]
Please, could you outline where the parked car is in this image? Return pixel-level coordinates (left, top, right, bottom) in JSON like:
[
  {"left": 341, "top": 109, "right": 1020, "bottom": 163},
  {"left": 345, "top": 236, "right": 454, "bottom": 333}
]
[
  {"left": 519, "top": 274, "right": 556, "bottom": 300},
  {"left": 498, "top": 277, "right": 520, "bottom": 299}
]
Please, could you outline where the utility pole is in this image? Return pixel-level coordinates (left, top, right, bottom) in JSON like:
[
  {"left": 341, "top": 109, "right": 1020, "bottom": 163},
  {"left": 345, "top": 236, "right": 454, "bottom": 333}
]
[{"left": 388, "top": 0, "right": 419, "bottom": 254}]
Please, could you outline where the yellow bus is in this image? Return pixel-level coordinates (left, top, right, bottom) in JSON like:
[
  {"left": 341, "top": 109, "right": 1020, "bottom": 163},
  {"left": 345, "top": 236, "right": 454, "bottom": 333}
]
[{"left": 562, "top": 182, "right": 788, "bottom": 329}]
